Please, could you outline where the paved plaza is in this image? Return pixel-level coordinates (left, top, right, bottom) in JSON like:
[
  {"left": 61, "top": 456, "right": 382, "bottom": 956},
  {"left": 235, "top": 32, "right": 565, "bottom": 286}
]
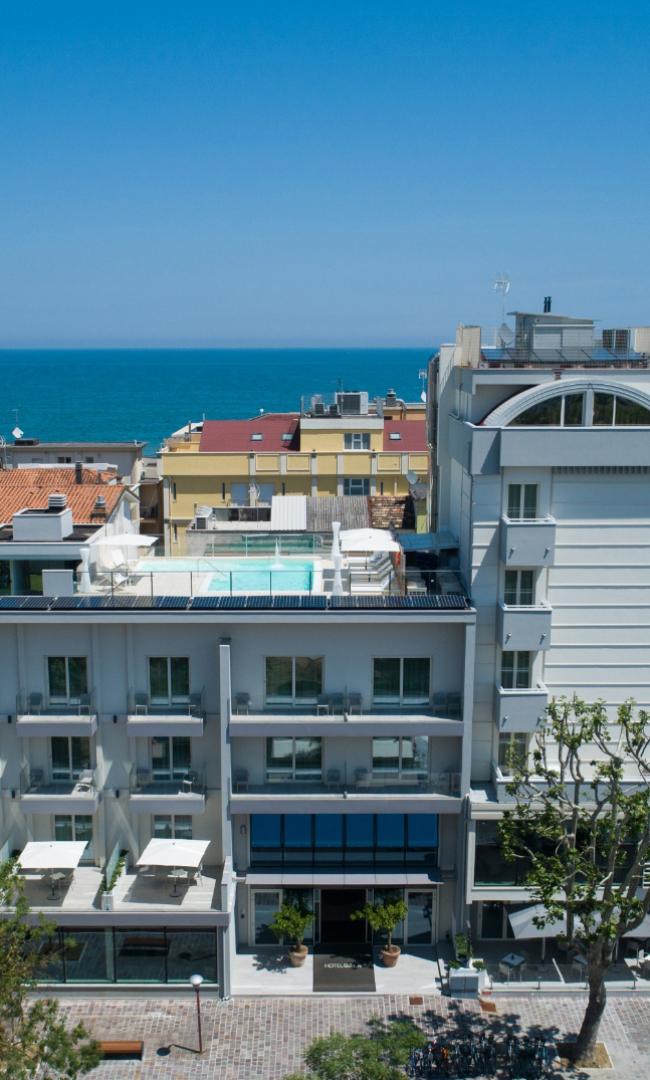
[{"left": 49, "top": 991, "right": 650, "bottom": 1079}]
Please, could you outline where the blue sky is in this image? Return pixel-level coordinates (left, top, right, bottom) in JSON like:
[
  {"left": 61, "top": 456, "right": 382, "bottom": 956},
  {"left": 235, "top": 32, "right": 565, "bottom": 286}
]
[{"left": 1, "top": 1, "right": 649, "bottom": 346}]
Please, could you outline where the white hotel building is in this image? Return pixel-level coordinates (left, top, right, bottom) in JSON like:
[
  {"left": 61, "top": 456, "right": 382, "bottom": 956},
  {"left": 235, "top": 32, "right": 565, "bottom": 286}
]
[{"left": 0, "top": 307, "right": 649, "bottom": 991}]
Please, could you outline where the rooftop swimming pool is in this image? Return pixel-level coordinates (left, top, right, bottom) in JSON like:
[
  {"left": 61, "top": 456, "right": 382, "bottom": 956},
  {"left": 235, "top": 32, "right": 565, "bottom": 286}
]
[{"left": 136, "top": 556, "right": 319, "bottom": 594}]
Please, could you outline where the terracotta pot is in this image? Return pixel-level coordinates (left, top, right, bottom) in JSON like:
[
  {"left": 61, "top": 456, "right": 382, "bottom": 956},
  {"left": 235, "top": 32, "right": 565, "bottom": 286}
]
[
  {"left": 288, "top": 944, "right": 308, "bottom": 967},
  {"left": 380, "top": 945, "right": 401, "bottom": 968}
]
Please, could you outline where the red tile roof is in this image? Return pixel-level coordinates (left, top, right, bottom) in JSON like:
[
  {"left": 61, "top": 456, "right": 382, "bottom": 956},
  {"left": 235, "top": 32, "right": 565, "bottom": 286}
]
[
  {"left": 0, "top": 468, "right": 126, "bottom": 526},
  {"left": 199, "top": 415, "right": 300, "bottom": 453},
  {"left": 198, "top": 415, "right": 427, "bottom": 454},
  {"left": 382, "top": 420, "right": 427, "bottom": 452}
]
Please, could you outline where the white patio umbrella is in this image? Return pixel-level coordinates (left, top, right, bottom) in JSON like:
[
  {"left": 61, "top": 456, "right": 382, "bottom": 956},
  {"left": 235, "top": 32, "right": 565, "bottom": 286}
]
[
  {"left": 339, "top": 528, "right": 400, "bottom": 553},
  {"left": 79, "top": 547, "right": 92, "bottom": 593},
  {"left": 508, "top": 903, "right": 586, "bottom": 958},
  {"left": 97, "top": 533, "right": 157, "bottom": 548},
  {"left": 18, "top": 841, "right": 88, "bottom": 870},
  {"left": 136, "top": 838, "right": 210, "bottom": 869}
]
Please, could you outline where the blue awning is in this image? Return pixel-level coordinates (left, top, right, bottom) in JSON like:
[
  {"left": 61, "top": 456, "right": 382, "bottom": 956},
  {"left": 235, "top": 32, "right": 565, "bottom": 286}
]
[{"left": 397, "top": 531, "right": 458, "bottom": 553}]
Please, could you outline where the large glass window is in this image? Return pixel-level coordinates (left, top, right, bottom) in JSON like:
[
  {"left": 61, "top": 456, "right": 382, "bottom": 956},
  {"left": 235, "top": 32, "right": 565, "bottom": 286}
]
[
  {"left": 47, "top": 657, "right": 88, "bottom": 703},
  {"left": 501, "top": 651, "right": 531, "bottom": 689},
  {"left": 54, "top": 815, "right": 94, "bottom": 862},
  {"left": 344, "top": 433, "right": 370, "bottom": 450},
  {"left": 265, "top": 657, "right": 323, "bottom": 704},
  {"left": 51, "top": 736, "right": 91, "bottom": 781},
  {"left": 563, "top": 393, "right": 584, "bottom": 425},
  {"left": 265, "top": 737, "right": 322, "bottom": 780},
  {"left": 151, "top": 736, "right": 191, "bottom": 780},
  {"left": 153, "top": 815, "right": 193, "bottom": 839},
  {"left": 498, "top": 733, "right": 528, "bottom": 775},
  {"left": 372, "top": 737, "right": 428, "bottom": 777},
  {"left": 593, "top": 392, "right": 614, "bottom": 425},
  {"left": 149, "top": 657, "right": 190, "bottom": 704},
  {"left": 594, "top": 392, "right": 650, "bottom": 426},
  {"left": 249, "top": 814, "right": 438, "bottom": 867},
  {"left": 343, "top": 478, "right": 370, "bottom": 495},
  {"left": 372, "top": 658, "right": 430, "bottom": 705},
  {"left": 507, "top": 483, "right": 538, "bottom": 520},
  {"left": 504, "top": 569, "right": 534, "bottom": 606},
  {"left": 510, "top": 398, "right": 561, "bottom": 426}
]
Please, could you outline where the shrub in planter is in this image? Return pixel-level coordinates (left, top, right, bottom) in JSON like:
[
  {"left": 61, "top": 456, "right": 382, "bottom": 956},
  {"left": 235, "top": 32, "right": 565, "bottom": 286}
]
[
  {"left": 269, "top": 902, "right": 314, "bottom": 967},
  {"left": 350, "top": 897, "right": 409, "bottom": 966}
]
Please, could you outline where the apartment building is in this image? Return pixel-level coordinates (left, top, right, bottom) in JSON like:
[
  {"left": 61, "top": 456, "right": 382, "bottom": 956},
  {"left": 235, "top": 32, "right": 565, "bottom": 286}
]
[
  {"left": 161, "top": 390, "right": 428, "bottom": 552},
  {"left": 432, "top": 310, "right": 650, "bottom": 947},
  {"left": 2, "top": 438, "right": 146, "bottom": 485}
]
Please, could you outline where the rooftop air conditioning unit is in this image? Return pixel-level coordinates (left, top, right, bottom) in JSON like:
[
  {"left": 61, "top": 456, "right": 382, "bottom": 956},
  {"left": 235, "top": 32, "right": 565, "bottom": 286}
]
[
  {"left": 336, "top": 391, "right": 368, "bottom": 416},
  {"left": 195, "top": 516, "right": 208, "bottom": 530},
  {"left": 311, "top": 397, "right": 325, "bottom": 416}
]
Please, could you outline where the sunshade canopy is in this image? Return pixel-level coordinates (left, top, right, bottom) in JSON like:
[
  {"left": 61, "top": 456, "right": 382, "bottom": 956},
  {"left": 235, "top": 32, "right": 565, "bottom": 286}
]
[
  {"left": 18, "top": 841, "right": 87, "bottom": 870},
  {"left": 340, "top": 528, "right": 400, "bottom": 553},
  {"left": 136, "top": 838, "right": 210, "bottom": 869},
  {"left": 508, "top": 903, "right": 584, "bottom": 940},
  {"left": 97, "top": 533, "right": 157, "bottom": 547}
]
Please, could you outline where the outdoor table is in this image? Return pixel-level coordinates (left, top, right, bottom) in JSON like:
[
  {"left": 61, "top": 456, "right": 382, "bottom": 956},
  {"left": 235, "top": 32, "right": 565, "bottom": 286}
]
[
  {"left": 500, "top": 952, "right": 527, "bottom": 980},
  {"left": 169, "top": 868, "right": 188, "bottom": 897}
]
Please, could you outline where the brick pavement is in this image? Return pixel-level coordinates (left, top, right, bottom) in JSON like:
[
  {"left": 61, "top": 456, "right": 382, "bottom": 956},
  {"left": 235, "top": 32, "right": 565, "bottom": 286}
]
[{"left": 51, "top": 992, "right": 650, "bottom": 1079}]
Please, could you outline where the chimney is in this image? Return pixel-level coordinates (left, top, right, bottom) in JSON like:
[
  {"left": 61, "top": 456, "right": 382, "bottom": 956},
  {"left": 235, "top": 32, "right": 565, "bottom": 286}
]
[
  {"left": 74, "top": 460, "right": 83, "bottom": 484},
  {"left": 92, "top": 494, "right": 107, "bottom": 519},
  {"left": 48, "top": 493, "right": 68, "bottom": 510},
  {"left": 543, "top": 296, "right": 552, "bottom": 313}
]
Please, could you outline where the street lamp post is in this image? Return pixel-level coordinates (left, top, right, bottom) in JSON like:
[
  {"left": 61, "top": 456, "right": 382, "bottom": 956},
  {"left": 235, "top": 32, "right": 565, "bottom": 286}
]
[{"left": 189, "top": 973, "right": 204, "bottom": 1054}]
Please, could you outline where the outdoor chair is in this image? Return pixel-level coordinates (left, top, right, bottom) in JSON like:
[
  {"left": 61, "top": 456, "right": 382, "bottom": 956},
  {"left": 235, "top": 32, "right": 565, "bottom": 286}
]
[
  {"left": 233, "top": 767, "right": 249, "bottom": 792},
  {"left": 188, "top": 692, "right": 204, "bottom": 717},
  {"left": 347, "top": 692, "right": 362, "bottom": 715},
  {"left": 29, "top": 767, "right": 44, "bottom": 789},
  {"left": 329, "top": 692, "right": 345, "bottom": 714},
  {"left": 76, "top": 770, "right": 94, "bottom": 791},
  {"left": 78, "top": 693, "right": 92, "bottom": 715},
  {"left": 498, "top": 961, "right": 512, "bottom": 981},
  {"left": 28, "top": 692, "right": 43, "bottom": 714},
  {"left": 135, "top": 767, "right": 151, "bottom": 789},
  {"left": 182, "top": 770, "right": 199, "bottom": 793},
  {"left": 354, "top": 767, "right": 369, "bottom": 786},
  {"left": 326, "top": 768, "right": 341, "bottom": 789},
  {"left": 134, "top": 693, "right": 149, "bottom": 715},
  {"left": 234, "top": 692, "right": 250, "bottom": 714},
  {"left": 432, "top": 692, "right": 447, "bottom": 715},
  {"left": 446, "top": 692, "right": 462, "bottom": 718},
  {"left": 316, "top": 693, "right": 331, "bottom": 715}
]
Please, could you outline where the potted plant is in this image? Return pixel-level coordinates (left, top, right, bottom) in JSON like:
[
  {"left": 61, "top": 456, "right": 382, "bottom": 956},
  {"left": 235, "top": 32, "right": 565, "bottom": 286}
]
[
  {"left": 269, "top": 901, "right": 314, "bottom": 967},
  {"left": 350, "top": 896, "right": 408, "bottom": 967}
]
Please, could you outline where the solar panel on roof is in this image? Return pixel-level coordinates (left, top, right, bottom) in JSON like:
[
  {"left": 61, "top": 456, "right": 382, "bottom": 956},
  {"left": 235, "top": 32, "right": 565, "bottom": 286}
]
[
  {"left": 154, "top": 596, "right": 189, "bottom": 609},
  {"left": 300, "top": 596, "right": 327, "bottom": 609},
  {"left": 104, "top": 596, "right": 137, "bottom": 608},
  {"left": 0, "top": 596, "right": 26, "bottom": 609},
  {"left": 51, "top": 597, "right": 80, "bottom": 610},
  {"left": 21, "top": 596, "right": 51, "bottom": 609},
  {"left": 189, "top": 596, "right": 221, "bottom": 609},
  {"left": 272, "top": 596, "right": 300, "bottom": 609}
]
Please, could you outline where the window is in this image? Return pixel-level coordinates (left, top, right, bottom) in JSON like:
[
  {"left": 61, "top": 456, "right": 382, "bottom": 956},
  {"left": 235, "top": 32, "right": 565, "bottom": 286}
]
[
  {"left": 372, "top": 658, "right": 430, "bottom": 705},
  {"left": 153, "top": 815, "right": 193, "bottom": 839},
  {"left": 343, "top": 478, "right": 369, "bottom": 496},
  {"left": 249, "top": 814, "right": 438, "bottom": 867},
  {"left": 501, "top": 651, "right": 531, "bottom": 689},
  {"left": 510, "top": 399, "right": 561, "bottom": 426},
  {"left": 171, "top": 482, "right": 177, "bottom": 500},
  {"left": 57, "top": 456, "right": 72, "bottom": 463},
  {"left": 250, "top": 433, "right": 264, "bottom": 441},
  {"left": 498, "top": 732, "right": 528, "bottom": 774},
  {"left": 149, "top": 657, "right": 190, "bottom": 704},
  {"left": 504, "top": 570, "right": 534, "bottom": 606},
  {"left": 563, "top": 393, "right": 584, "bottom": 426},
  {"left": 265, "top": 656, "right": 323, "bottom": 703},
  {"left": 594, "top": 392, "right": 650, "bottom": 426},
  {"left": 266, "top": 737, "right": 322, "bottom": 780},
  {"left": 507, "top": 483, "right": 537, "bottom": 520},
  {"left": 51, "top": 736, "right": 91, "bottom": 781},
  {"left": 344, "top": 433, "right": 370, "bottom": 450},
  {"left": 151, "top": 736, "right": 191, "bottom": 780},
  {"left": 281, "top": 433, "right": 293, "bottom": 441},
  {"left": 372, "top": 737, "right": 428, "bottom": 777},
  {"left": 388, "top": 432, "right": 402, "bottom": 441},
  {"left": 85, "top": 456, "right": 95, "bottom": 463},
  {"left": 47, "top": 657, "right": 88, "bottom": 703},
  {"left": 54, "top": 815, "right": 94, "bottom": 861}
]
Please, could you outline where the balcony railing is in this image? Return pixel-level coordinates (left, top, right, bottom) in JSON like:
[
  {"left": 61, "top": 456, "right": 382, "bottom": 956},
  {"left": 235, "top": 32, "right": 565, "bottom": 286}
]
[
  {"left": 500, "top": 516, "right": 556, "bottom": 567},
  {"left": 231, "top": 769, "right": 460, "bottom": 797},
  {"left": 128, "top": 765, "right": 206, "bottom": 798},
  {"left": 16, "top": 691, "right": 96, "bottom": 717},
  {"left": 498, "top": 602, "right": 552, "bottom": 651},
  {"left": 18, "top": 765, "right": 100, "bottom": 813},
  {"left": 495, "top": 683, "right": 549, "bottom": 733}
]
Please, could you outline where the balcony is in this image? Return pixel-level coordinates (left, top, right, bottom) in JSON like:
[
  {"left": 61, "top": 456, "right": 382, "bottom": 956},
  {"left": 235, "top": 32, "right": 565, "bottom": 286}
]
[
  {"left": 495, "top": 684, "right": 549, "bottom": 733},
  {"left": 497, "top": 603, "right": 552, "bottom": 651},
  {"left": 19, "top": 766, "right": 100, "bottom": 814},
  {"left": 500, "top": 516, "right": 556, "bottom": 568},
  {"left": 128, "top": 767, "right": 206, "bottom": 815},
  {"left": 125, "top": 691, "right": 205, "bottom": 738},
  {"left": 15, "top": 692, "right": 97, "bottom": 738},
  {"left": 230, "top": 771, "right": 462, "bottom": 815},
  {"left": 230, "top": 693, "right": 463, "bottom": 738}
]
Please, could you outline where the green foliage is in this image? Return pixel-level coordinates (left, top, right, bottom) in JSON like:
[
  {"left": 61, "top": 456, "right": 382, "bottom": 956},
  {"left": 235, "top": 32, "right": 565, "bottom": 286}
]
[
  {"left": 0, "top": 859, "right": 100, "bottom": 1079},
  {"left": 499, "top": 696, "right": 650, "bottom": 1062},
  {"left": 283, "top": 1018, "right": 425, "bottom": 1080},
  {"left": 100, "top": 854, "right": 125, "bottom": 894},
  {"left": 350, "top": 896, "right": 408, "bottom": 950},
  {"left": 454, "top": 932, "right": 471, "bottom": 961},
  {"left": 269, "top": 901, "right": 314, "bottom": 949}
]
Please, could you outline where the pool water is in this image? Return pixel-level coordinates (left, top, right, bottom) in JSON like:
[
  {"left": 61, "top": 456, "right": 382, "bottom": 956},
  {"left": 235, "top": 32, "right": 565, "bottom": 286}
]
[{"left": 136, "top": 557, "right": 317, "bottom": 593}]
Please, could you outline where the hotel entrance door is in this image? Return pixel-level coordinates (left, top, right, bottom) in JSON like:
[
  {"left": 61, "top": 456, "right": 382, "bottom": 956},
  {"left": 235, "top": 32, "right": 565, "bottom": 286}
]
[{"left": 319, "top": 889, "right": 367, "bottom": 946}]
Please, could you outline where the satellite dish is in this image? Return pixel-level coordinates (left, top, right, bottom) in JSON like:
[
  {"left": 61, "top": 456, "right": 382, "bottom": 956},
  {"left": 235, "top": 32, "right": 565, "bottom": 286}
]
[
  {"left": 406, "top": 470, "right": 419, "bottom": 486},
  {"left": 420, "top": 390, "right": 427, "bottom": 403},
  {"left": 12, "top": 426, "right": 24, "bottom": 440}
]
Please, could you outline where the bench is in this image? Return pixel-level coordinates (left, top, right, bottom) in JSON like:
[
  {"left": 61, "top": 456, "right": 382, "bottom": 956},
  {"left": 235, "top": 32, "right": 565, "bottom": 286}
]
[{"left": 99, "top": 1040, "right": 144, "bottom": 1060}]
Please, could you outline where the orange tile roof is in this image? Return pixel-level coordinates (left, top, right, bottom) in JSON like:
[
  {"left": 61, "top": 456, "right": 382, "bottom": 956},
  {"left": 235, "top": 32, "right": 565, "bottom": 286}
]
[{"left": 0, "top": 468, "right": 126, "bottom": 526}]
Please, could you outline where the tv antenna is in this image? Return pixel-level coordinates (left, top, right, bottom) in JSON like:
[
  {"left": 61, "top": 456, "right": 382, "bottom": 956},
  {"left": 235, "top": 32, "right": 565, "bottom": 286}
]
[{"left": 493, "top": 273, "right": 511, "bottom": 322}]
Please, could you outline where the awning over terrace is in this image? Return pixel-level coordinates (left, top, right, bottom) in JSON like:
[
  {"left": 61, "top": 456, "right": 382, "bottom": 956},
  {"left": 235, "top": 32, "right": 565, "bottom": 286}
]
[
  {"left": 136, "top": 838, "right": 210, "bottom": 869},
  {"left": 339, "top": 528, "right": 400, "bottom": 553},
  {"left": 245, "top": 870, "right": 441, "bottom": 886}
]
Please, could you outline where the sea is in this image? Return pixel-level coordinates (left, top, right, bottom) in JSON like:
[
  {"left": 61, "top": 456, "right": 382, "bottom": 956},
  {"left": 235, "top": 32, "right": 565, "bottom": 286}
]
[{"left": 0, "top": 348, "right": 432, "bottom": 455}]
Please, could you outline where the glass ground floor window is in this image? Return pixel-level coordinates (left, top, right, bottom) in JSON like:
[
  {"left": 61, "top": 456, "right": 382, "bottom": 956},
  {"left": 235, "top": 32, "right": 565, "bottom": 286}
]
[
  {"left": 250, "top": 813, "right": 438, "bottom": 867},
  {"left": 29, "top": 927, "right": 219, "bottom": 984}
]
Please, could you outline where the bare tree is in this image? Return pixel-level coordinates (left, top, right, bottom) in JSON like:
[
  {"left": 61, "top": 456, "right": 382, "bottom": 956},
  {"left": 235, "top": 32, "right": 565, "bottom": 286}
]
[{"left": 499, "top": 697, "right": 650, "bottom": 1065}]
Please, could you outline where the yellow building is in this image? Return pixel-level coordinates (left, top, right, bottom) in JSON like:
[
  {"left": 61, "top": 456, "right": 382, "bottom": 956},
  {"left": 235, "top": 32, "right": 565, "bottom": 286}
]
[{"left": 161, "top": 392, "right": 429, "bottom": 552}]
